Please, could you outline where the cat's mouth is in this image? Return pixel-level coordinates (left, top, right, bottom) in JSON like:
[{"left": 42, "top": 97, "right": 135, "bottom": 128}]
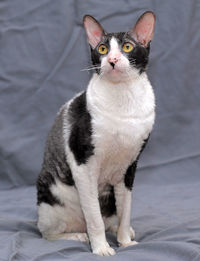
[
  {"left": 101, "top": 61, "right": 129, "bottom": 81},
  {"left": 108, "top": 67, "right": 124, "bottom": 76},
  {"left": 109, "top": 62, "right": 121, "bottom": 72},
  {"left": 107, "top": 63, "right": 123, "bottom": 74},
  {"left": 110, "top": 68, "right": 122, "bottom": 74},
  {"left": 102, "top": 66, "right": 127, "bottom": 83}
]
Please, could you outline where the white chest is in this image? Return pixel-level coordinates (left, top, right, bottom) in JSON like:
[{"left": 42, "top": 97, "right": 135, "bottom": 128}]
[
  {"left": 94, "top": 112, "right": 154, "bottom": 185},
  {"left": 87, "top": 73, "right": 155, "bottom": 185}
]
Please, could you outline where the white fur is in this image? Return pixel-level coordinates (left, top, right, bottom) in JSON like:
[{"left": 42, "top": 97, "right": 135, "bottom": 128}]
[
  {"left": 87, "top": 71, "right": 155, "bottom": 188},
  {"left": 37, "top": 36, "right": 155, "bottom": 256}
]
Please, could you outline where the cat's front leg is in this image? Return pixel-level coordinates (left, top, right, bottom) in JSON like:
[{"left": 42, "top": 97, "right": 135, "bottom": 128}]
[
  {"left": 73, "top": 165, "right": 115, "bottom": 256},
  {"left": 114, "top": 162, "right": 138, "bottom": 247}
]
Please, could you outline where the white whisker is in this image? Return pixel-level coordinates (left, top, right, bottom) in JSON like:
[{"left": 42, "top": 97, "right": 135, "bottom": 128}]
[{"left": 80, "top": 66, "right": 101, "bottom": 72}]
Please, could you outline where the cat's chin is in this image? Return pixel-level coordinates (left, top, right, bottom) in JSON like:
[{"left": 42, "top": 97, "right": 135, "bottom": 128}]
[
  {"left": 104, "top": 73, "right": 129, "bottom": 84},
  {"left": 102, "top": 68, "right": 127, "bottom": 83}
]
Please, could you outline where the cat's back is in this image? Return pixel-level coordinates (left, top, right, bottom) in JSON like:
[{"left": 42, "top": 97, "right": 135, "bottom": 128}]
[
  {"left": 37, "top": 91, "right": 92, "bottom": 204},
  {"left": 39, "top": 90, "right": 89, "bottom": 170},
  {"left": 36, "top": 102, "right": 73, "bottom": 205}
]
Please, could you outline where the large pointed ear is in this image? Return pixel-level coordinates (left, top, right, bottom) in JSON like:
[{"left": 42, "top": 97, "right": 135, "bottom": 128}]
[
  {"left": 83, "top": 15, "right": 106, "bottom": 49},
  {"left": 130, "top": 11, "right": 155, "bottom": 47}
]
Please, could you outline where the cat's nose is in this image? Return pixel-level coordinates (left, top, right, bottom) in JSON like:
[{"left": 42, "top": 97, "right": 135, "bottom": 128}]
[
  {"left": 108, "top": 57, "right": 119, "bottom": 69},
  {"left": 108, "top": 57, "right": 119, "bottom": 64}
]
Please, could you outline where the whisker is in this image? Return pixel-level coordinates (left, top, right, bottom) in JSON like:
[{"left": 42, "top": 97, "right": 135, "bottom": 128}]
[{"left": 80, "top": 66, "right": 101, "bottom": 72}]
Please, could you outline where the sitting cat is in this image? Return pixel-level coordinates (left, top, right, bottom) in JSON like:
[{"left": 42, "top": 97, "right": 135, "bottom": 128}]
[{"left": 37, "top": 11, "right": 156, "bottom": 256}]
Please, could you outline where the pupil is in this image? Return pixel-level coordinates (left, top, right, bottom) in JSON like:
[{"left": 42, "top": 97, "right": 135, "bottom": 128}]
[
  {"left": 126, "top": 45, "right": 129, "bottom": 49},
  {"left": 102, "top": 47, "right": 105, "bottom": 51}
]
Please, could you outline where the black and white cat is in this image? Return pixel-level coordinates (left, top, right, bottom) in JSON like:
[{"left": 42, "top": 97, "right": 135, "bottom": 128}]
[{"left": 37, "top": 11, "right": 156, "bottom": 256}]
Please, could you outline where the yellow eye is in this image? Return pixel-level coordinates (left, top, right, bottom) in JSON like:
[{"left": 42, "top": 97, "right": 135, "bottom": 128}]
[
  {"left": 122, "top": 42, "right": 134, "bottom": 53},
  {"left": 98, "top": 44, "right": 108, "bottom": 54}
]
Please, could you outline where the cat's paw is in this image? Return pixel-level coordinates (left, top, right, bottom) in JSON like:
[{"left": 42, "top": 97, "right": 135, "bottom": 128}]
[
  {"left": 117, "top": 226, "right": 136, "bottom": 246},
  {"left": 120, "top": 240, "right": 138, "bottom": 248},
  {"left": 108, "top": 225, "right": 135, "bottom": 240},
  {"left": 93, "top": 244, "right": 116, "bottom": 256}
]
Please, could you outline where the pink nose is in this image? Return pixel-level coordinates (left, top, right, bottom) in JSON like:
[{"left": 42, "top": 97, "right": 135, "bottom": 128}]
[{"left": 108, "top": 57, "right": 119, "bottom": 64}]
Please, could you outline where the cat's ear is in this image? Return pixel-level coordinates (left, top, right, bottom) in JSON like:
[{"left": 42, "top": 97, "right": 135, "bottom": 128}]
[
  {"left": 83, "top": 15, "right": 106, "bottom": 49},
  {"left": 130, "top": 11, "right": 155, "bottom": 47}
]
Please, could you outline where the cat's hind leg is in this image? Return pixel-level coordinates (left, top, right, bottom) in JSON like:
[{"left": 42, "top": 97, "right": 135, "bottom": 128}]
[
  {"left": 44, "top": 232, "right": 89, "bottom": 243},
  {"left": 38, "top": 202, "right": 88, "bottom": 243},
  {"left": 37, "top": 185, "right": 88, "bottom": 244}
]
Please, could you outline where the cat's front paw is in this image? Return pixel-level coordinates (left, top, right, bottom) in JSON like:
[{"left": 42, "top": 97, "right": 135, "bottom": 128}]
[
  {"left": 93, "top": 244, "right": 116, "bottom": 256},
  {"left": 120, "top": 240, "right": 138, "bottom": 248},
  {"left": 117, "top": 226, "right": 138, "bottom": 248},
  {"left": 109, "top": 225, "right": 135, "bottom": 240}
]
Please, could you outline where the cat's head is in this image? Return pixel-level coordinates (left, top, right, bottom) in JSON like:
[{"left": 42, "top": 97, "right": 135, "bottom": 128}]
[{"left": 83, "top": 12, "right": 155, "bottom": 82}]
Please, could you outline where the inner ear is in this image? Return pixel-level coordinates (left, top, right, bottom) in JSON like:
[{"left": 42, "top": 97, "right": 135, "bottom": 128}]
[
  {"left": 130, "top": 11, "right": 156, "bottom": 47},
  {"left": 83, "top": 15, "right": 106, "bottom": 49}
]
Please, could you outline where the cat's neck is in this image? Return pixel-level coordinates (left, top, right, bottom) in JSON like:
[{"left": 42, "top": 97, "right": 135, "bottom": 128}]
[{"left": 86, "top": 72, "right": 152, "bottom": 118}]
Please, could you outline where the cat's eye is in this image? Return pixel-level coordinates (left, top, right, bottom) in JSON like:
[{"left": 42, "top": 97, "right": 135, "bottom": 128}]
[
  {"left": 122, "top": 42, "right": 134, "bottom": 53},
  {"left": 98, "top": 44, "right": 108, "bottom": 55}
]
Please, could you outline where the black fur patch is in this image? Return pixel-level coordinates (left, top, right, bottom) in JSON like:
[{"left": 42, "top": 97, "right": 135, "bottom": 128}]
[
  {"left": 124, "top": 136, "right": 150, "bottom": 190},
  {"left": 90, "top": 32, "right": 150, "bottom": 74},
  {"left": 37, "top": 172, "right": 62, "bottom": 206},
  {"left": 127, "top": 42, "right": 149, "bottom": 74},
  {"left": 68, "top": 92, "right": 94, "bottom": 165},
  {"left": 99, "top": 185, "right": 116, "bottom": 217},
  {"left": 124, "top": 161, "right": 137, "bottom": 191}
]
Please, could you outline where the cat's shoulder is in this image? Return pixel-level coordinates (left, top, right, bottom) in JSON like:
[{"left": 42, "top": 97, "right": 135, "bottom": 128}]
[{"left": 61, "top": 90, "right": 94, "bottom": 165}]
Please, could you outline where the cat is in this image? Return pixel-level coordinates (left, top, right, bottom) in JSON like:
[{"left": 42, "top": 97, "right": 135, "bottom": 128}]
[{"left": 37, "top": 11, "right": 156, "bottom": 256}]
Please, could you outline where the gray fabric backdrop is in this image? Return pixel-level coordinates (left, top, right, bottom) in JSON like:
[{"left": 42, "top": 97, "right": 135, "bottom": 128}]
[{"left": 0, "top": 0, "right": 200, "bottom": 260}]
